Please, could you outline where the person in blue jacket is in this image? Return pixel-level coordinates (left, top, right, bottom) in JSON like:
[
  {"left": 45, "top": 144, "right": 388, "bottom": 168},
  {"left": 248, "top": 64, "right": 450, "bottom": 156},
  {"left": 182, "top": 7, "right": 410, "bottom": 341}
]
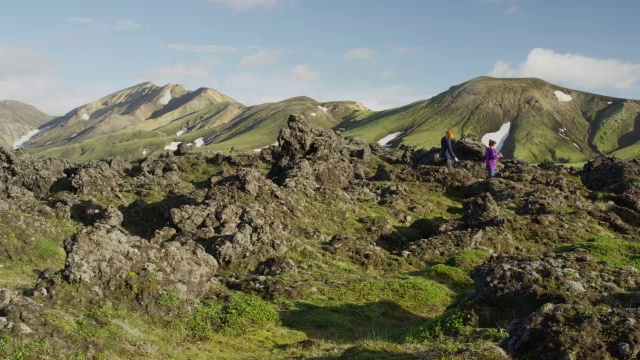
[{"left": 440, "top": 129, "right": 458, "bottom": 167}]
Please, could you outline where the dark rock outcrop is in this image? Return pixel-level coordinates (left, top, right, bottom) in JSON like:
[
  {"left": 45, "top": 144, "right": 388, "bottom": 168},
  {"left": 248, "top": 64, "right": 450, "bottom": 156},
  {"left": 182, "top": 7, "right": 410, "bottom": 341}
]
[
  {"left": 0, "top": 147, "right": 71, "bottom": 198},
  {"left": 473, "top": 250, "right": 640, "bottom": 318},
  {"left": 404, "top": 137, "right": 486, "bottom": 168},
  {"left": 69, "top": 160, "right": 124, "bottom": 200},
  {"left": 463, "top": 193, "right": 500, "bottom": 226},
  {"left": 63, "top": 224, "right": 218, "bottom": 300},
  {"left": 267, "top": 115, "right": 355, "bottom": 191},
  {"left": 582, "top": 157, "right": 640, "bottom": 211},
  {"left": 502, "top": 303, "right": 640, "bottom": 360},
  {"left": 170, "top": 168, "right": 293, "bottom": 272},
  {"left": 415, "top": 165, "right": 476, "bottom": 187}
]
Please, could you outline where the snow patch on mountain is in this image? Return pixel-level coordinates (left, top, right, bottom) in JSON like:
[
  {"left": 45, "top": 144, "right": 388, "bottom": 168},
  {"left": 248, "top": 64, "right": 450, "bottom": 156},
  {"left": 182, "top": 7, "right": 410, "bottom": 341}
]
[
  {"left": 554, "top": 90, "right": 572, "bottom": 102},
  {"left": 81, "top": 113, "right": 90, "bottom": 121},
  {"left": 194, "top": 138, "right": 205, "bottom": 147},
  {"left": 482, "top": 122, "right": 511, "bottom": 152},
  {"left": 318, "top": 105, "right": 328, "bottom": 112},
  {"left": 377, "top": 131, "right": 404, "bottom": 147},
  {"left": 558, "top": 127, "right": 570, "bottom": 140},
  {"left": 13, "top": 129, "right": 40, "bottom": 149},
  {"left": 164, "top": 142, "right": 181, "bottom": 150},
  {"left": 159, "top": 92, "right": 172, "bottom": 105}
]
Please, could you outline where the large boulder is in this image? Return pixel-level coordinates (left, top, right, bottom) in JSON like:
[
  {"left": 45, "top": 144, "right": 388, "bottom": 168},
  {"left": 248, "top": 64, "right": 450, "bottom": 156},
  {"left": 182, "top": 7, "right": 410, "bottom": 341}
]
[
  {"left": 404, "top": 137, "right": 486, "bottom": 168},
  {"left": 170, "top": 168, "right": 293, "bottom": 272},
  {"left": 453, "top": 138, "right": 486, "bottom": 162},
  {"left": 473, "top": 249, "right": 640, "bottom": 318},
  {"left": 0, "top": 147, "right": 71, "bottom": 197},
  {"left": 463, "top": 193, "right": 500, "bottom": 226},
  {"left": 0, "top": 289, "right": 44, "bottom": 336},
  {"left": 267, "top": 115, "right": 354, "bottom": 190},
  {"left": 502, "top": 303, "right": 640, "bottom": 360},
  {"left": 415, "top": 165, "right": 476, "bottom": 187},
  {"left": 69, "top": 160, "right": 124, "bottom": 199},
  {"left": 63, "top": 224, "right": 218, "bottom": 300},
  {"left": 582, "top": 157, "right": 640, "bottom": 211},
  {"left": 581, "top": 157, "right": 640, "bottom": 192}
]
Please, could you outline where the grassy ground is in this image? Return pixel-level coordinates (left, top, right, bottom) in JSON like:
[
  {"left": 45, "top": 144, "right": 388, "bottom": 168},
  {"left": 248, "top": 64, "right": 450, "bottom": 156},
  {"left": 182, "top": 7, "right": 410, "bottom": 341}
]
[
  {"left": 4, "top": 152, "right": 633, "bottom": 359},
  {"left": 0, "top": 160, "right": 486, "bottom": 359},
  {"left": 0, "top": 209, "right": 77, "bottom": 290}
]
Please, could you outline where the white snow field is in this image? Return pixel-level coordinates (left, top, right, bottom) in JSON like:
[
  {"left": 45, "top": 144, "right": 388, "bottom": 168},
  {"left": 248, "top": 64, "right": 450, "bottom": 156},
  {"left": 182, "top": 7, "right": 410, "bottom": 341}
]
[
  {"left": 159, "top": 91, "right": 172, "bottom": 105},
  {"left": 13, "top": 129, "right": 40, "bottom": 149},
  {"left": 481, "top": 122, "right": 511, "bottom": 152},
  {"left": 164, "top": 142, "right": 181, "bottom": 150},
  {"left": 377, "top": 131, "right": 404, "bottom": 147},
  {"left": 554, "top": 90, "right": 572, "bottom": 102}
]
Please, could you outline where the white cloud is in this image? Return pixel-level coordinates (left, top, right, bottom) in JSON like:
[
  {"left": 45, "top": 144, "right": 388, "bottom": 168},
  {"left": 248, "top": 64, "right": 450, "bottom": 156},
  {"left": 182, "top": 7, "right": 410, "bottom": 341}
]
[
  {"left": 344, "top": 47, "right": 375, "bottom": 61},
  {"left": 146, "top": 57, "right": 218, "bottom": 83},
  {"left": 489, "top": 48, "right": 640, "bottom": 90},
  {"left": 165, "top": 44, "right": 239, "bottom": 53},
  {"left": 68, "top": 17, "right": 107, "bottom": 30},
  {"left": 391, "top": 46, "right": 422, "bottom": 55},
  {"left": 206, "top": 0, "right": 278, "bottom": 10},
  {"left": 479, "top": 0, "right": 520, "bottom": 14},
  {"left": 113, "top": 19, "right": 144, "bottom": 31},
  {"left": 380, "top": 68, "right": 395, "bottom": 79},
  {"left": 0, "top": 48, "right": 52, "bottom": 76},
  {"left": 222, "top": 73, "right": 425, "bottom": 111},
  {"left": 347, "top": 85, "right": 426, "bottom": 111},
  {"left": 0, "top": 76, "right": 113, "bottom": 115},
  {"left": 68, "top": 17, "right": 145, "bottom": 31},
  {"left": 291, "top": 64, "right": 321, "bottom": 81},
  {"left": 0, "top": 47, "right": 107, "bottom": 115},
  {"left": 241, "top": 49, "right": 282, "bottom": 67}
]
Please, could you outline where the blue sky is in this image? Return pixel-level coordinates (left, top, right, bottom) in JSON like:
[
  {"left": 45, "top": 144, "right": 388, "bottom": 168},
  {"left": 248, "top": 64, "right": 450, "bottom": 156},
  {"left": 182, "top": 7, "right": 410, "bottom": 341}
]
[{"left": 0, "top": 0, "right": 638, "bottom": 114}]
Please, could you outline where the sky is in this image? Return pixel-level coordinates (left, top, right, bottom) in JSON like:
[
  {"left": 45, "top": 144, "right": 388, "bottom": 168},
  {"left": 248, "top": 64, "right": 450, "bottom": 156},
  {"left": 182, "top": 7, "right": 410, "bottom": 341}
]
[{"left": 0, "top": 0, "right": 638, "bottom": 115}]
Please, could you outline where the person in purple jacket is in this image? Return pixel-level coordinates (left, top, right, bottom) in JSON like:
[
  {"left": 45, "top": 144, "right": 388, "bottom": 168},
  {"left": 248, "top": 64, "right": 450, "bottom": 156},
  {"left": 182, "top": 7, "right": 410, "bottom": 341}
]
[{"left": 483, "top": 139, "right": 503, "bottom": 177}]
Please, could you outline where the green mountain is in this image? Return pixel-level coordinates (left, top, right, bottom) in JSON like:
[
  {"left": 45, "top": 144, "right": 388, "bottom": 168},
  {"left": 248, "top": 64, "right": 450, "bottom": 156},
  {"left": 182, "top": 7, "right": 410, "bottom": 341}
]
[
  {"left": 22, "top": 83, "right": 368, "bottom": 161},
  {"left": 343, "top": 76, "right": 640, "bottom": 163},
  {"left": 18, "top": 77, "right": 640, "bottom": 162},
  {"left": 0, "top": 100, "right": 53, "bottom": 149}
]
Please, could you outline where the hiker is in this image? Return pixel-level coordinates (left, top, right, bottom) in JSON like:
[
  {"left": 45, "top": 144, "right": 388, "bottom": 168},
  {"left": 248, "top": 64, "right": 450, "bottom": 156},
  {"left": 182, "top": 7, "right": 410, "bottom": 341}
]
[
  {"left": 483, "top": 139, "right": 503, "bottom": 177},
  {"left": 440, "top": 129, "right": 458, "bottom": 168}
]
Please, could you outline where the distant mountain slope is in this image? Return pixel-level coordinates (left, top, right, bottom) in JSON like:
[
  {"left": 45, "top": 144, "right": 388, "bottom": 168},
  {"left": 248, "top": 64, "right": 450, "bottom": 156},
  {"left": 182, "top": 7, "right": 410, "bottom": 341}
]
[
  {"left": 23, "top": 82, "right": 238, "bottom": 152},
  {"left": 343, "top": 77, "right": 640, "bottom": 162},
  {"left": 0, "top": 100, "right": 53, "bottom": 149},
  {"left": 21, "top": 77, "right": 639, "bottom": 162},
  {"left": 24, "top": 82, "right": 368, "bottom": 161},
  {"left": 205, "top": 98, "right": 367, "bottom": 152}
]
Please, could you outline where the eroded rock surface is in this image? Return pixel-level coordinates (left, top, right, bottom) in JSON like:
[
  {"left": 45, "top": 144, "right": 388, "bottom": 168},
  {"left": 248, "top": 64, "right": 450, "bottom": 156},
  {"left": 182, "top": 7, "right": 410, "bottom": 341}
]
[{"left": 63, "top": 224, "right": 218, "bottom": 300}]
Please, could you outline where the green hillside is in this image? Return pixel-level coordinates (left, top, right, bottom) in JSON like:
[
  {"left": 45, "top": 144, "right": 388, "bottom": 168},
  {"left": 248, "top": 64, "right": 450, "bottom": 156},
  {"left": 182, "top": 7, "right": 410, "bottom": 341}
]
[
  {"left": 21, "top": 77, "right": 640, "bottom": 162},
  {"left": 343, "top": 77, "right": 639, "bottom": 162}
]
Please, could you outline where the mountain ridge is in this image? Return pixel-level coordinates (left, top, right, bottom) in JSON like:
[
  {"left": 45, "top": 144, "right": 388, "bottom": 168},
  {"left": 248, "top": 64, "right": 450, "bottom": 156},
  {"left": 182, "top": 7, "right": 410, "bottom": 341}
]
[
  {"left": 11, "top": 77, "right": 640, "bottom": 162},
  {"left": 0, "top": 100, "right": 53, "bottom": 150}
]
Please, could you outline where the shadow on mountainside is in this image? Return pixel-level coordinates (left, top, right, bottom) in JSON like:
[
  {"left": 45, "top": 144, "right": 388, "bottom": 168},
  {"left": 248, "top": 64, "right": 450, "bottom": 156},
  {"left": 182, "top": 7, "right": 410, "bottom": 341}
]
[
  {"left": 119, "top": 193, "right": 197, "bottom": 239},
  {"left": 280, "top": 300, "right": 424, "bottom": 344}
]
